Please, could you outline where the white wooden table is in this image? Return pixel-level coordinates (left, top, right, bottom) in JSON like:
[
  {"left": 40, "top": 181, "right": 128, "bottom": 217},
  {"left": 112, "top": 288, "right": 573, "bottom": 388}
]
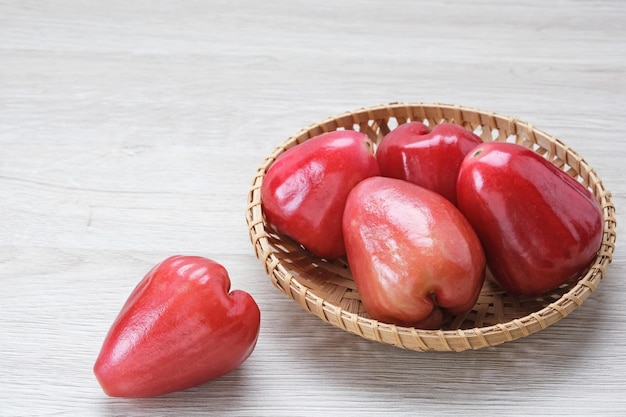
[{"left": 2, "top": 1, "right": 625, "bottom": 415}]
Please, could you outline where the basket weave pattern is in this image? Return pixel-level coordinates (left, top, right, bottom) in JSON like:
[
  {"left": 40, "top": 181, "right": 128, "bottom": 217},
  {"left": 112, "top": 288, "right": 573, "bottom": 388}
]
[{"left": 246, "top": 103, "right": 617, "bottom": 352}]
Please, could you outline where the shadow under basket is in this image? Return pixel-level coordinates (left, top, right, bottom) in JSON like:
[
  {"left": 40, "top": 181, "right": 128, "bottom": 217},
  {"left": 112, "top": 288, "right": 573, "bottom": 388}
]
[{"left": 245, "top": 102, "right": 617, "bottom": 352}]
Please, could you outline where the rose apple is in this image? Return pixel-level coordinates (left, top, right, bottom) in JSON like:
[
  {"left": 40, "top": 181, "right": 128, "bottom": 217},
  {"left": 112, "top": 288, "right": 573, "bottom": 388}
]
[
  {"left": 456, "top": 141, "right": 604, "bottom": 297},
  {"left": 94, "top": 256, "right": 261, "bottom": 398},
  {"left": 376, "top": 122, "right": 483, "bottom": 204},
  {"left": 262, "top": 130, "right": 380, "bottom": 259},
  {"left": 342, "top": 176, "right": 486, "bottom": 329}
]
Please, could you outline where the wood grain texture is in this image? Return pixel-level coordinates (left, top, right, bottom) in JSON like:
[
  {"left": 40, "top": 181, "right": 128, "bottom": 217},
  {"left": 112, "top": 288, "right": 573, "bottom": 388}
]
[{"left": 1, "top": 1, "right": 625, "bottom": 415}]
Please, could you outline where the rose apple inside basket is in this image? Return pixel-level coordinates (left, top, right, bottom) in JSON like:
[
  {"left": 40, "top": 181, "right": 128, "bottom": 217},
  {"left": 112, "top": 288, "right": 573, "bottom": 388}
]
[
  {"left": 376, "top": 122, "right": 483, "bottom": 205},
  {"left": 342, "top": 176, "right": 486, "bottom": 329},
  {"left": 456, "top": 141, "right": 604, "bottom": 297},
  {"left": 261, "top": 130, "right": 380, "bottom": 259}
]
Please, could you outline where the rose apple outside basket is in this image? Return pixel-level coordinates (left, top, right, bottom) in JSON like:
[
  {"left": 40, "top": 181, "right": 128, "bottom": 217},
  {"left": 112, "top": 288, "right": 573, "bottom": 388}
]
[{"left": 245, "top": 102, "right": 617, "bottom": 352}]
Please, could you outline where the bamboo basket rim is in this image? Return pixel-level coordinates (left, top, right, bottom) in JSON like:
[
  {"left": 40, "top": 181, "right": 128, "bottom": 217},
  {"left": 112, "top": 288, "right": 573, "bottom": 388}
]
[{"left": 245, "top": 102, "right": 617, "bottom": 352}]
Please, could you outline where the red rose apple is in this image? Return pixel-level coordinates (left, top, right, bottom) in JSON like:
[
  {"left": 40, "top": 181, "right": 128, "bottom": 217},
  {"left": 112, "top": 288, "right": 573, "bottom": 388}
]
[
  {"left": 262, "top": 130, "right": 380, "bottom": 259},
  {"left": 377, "top": 122, "right": 482, "bottom": 204},
  {"left": 94, "top": 256, "right": 261, "bottom": 398},
  {"left": 343, "top": 176, "right": 486, "bottom": 329},
  {"left": 456, "top": 141, "right": 604, "bottom": 297}
]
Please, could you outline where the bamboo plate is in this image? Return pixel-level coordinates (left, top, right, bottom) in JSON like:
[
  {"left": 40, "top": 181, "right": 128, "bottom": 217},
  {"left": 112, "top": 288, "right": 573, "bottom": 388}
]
[{"left": 245, "top": 102, "right": 617, "bottom": 352}]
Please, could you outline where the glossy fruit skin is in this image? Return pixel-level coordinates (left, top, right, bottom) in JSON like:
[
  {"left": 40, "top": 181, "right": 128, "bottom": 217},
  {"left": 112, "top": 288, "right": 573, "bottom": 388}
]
[
  {"left": 94, "top": 256, "right": 261, "bottom": 398},
  {"left": 261, "top": 130, "right": 380, "bottom": 259},
  {"left": 376, "top": 122, "right": 483, "bottom": 205},
  {"left": 456, "top": 141, "right": 604, "bottom": 297},
  {"left": 342, "top": 177, "right": 486, "bottom": 329}
]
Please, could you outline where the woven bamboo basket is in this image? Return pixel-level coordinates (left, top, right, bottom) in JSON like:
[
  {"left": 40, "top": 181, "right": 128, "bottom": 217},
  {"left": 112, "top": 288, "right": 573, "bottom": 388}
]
[{"left": 245, "top": 102, "right": 617, "bottom": 352}]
